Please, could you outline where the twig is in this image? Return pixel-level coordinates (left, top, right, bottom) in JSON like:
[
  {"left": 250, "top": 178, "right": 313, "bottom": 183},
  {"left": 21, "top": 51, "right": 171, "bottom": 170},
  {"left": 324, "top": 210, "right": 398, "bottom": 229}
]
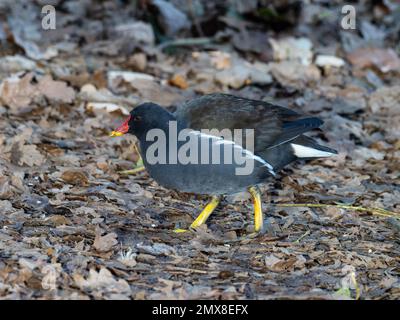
[
  {"left": 350, "top": 271, "right": 361, "bottom": 300},
  {"left": 158, "top": 37, "right": 213, "bottom": 50},
  {"left": 119, "top": 167, "right": 146, "bottom": 175},
  {"left": 294, "top": 230, "right": 310, "bottom": 243},
  {"left": 165, "top": 266, "right": 215, "bottom": 274},
  {"left": 276, "top": 203, "right": 400, "bottom": 220}
]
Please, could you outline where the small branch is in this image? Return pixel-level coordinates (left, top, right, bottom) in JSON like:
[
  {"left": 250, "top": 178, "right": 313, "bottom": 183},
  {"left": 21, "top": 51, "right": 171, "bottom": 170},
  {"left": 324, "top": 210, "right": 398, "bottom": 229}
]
[
  {"left": 158, "top": 37, "right": 213, "bottom": 51},
  {"left": 119, "top": 167, "right": 145, "bottom": 175},
  {"left": 276, "top": 203, "right": 400, "bottom": 220},
  {"left": 294, "top": 230, "right": 310, "bottom": 243},
  {"left": 351, "top": 271, "right": 361, "bottom": 300}
]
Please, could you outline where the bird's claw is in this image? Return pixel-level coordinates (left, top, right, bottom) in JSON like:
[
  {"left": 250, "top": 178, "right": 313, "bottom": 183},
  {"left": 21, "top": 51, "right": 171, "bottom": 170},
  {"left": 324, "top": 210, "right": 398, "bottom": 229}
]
[{"left": 173, "top": 228, "right": 190, "bottom": 233}]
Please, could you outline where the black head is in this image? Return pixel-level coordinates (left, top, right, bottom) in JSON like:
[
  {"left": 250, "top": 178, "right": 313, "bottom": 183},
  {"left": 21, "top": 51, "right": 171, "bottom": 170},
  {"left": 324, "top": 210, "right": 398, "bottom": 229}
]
[{"left": 110, "top": 102, "right": 176, "bottom": 139}]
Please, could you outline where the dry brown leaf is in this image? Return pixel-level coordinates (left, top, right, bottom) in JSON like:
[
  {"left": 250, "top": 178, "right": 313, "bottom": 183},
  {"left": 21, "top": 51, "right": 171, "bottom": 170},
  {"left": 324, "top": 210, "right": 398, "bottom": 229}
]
[
  {"left": 0, "top": 176, "right": 13, "bottom": 199},
  {"left": 46, "top": 215, "right": 71, "bottom": 226},
  {"left": 0, "top": 73, "right": 38, "bottom": 112},
  {"left": 41, "top": 264, "right": 61, "bottom": 291},
  {"left": 215, "top": 65, "right": 250, "bottom": 89},
  {"left": 86, "top": 102, "right": 129, "bottom": 116},
  {"left": 93, "top": 231, "right": 118, "bottom": 252},
  {"left": 347, "top": 47, "right": 400, "bottom": 73},
  {"left": 61, "top": 170, "right": 89, "bottom": 186},
  {"left": 269, "top": 61, "right": 321, "bottom": 86},
  {"left": 0, "top": 200, "right": 13, "bottom": 212},
  {"left": 369, "top": 85, "right": 400, "bottom": 114},
  {"left": 128, "top": 53, "right": 147, "bottom": 71},
  {"left": 13, "top": 144, "right": 46, "bottom": 167},
  {"left": 169, "top": 74, "right": 188, "bottom": 89},
  {"left": 0, "top": 73, "right": 75, "bottom": 113},
  {"left": 269, "top": 37, "right": 313, "bottom": 65},
  {"left": 264, "top": 254, "right": 282, "bottom": 270},
  {"left": 210, "top": 51, "right": 231, "bottom": 70},
  {"left": 37, "top": 75, "right": 76, "bottom": 103},
  {"left": 265, "top": 254, "right": 299, "bottom": 272},
  {"left": 73, "top": 268, "right": 131, "bottom": 296}
]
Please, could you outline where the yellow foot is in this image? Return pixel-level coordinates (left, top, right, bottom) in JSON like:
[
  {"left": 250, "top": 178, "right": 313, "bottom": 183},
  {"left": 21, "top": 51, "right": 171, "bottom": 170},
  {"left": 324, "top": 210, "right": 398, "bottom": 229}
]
[
  {"left": 173, "top": 228, "right": 190, "bottom": 233},
  {"left": 119, "top": 147, "right": 145, "bottom": 175},
  {"left": 190, "top": 196, "right": 220, "bottom": 229},
  {"left": 248, "top": 185, "right": 264, "bottom": 233},
  {"left": 173, "top": 196, "right": 221, "bottom": 234}
]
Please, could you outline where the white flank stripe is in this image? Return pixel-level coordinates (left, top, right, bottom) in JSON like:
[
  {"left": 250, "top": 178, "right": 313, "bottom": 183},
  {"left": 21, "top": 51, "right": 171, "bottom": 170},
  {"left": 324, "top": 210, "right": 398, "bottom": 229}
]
[
  {"left": 215, "top": 139, "right": 234, "bottom": 145},
  {"left": 291, "top": 143, "right": 335, "bottom": 158},
  {"left": 190, "top": 130, "right": 276, "bottom": 176}
]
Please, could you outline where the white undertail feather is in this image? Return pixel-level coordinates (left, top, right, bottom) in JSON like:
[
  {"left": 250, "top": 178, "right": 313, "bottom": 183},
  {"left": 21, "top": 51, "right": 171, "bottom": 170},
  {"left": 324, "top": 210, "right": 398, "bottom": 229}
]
[{"left": 291, "top": 143, "right": 335, "bottom": 158}]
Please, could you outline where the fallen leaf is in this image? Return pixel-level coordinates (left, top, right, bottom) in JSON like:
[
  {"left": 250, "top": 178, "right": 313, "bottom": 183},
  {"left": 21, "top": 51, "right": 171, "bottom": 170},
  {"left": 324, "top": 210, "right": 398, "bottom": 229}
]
[
  {"left": 0, "top": 55, "right": 36, "bottom": 73},
  {"left": 269, "top": 37, "right": 313, "bottom": 65},
  {"left": 61, "top": 170, "right": 89, "bottom": 186},
  {"left": 347, "top": 47, "right": 400, "bottom": 73},
  {"left": 12, "top": 144, "right": 46, "bottom": 167},
  {"left": 209, "top": 51, "right": 231, "bottom": 70},
  {"left": 127, "top": 53, "right": 147, "bottom": 71},
  {"left": 136, "top": 242, "right": 176, "bottom": 256},
  {"left": 0, "top": 176, "right": 13, "bottom": 199},
  {"left": 8, "top": 3, "right": 58, "bottom": 60},
  {"left": 93, "top": 230, "right": 118, "bottom": 252},
  {"left": 73, "top": 268, "right": 131, "bottom": 297},
  {"left": 41, "top": 264, "right": 61, "bottom": 291},
  {"left": 315, "top": 55, "right": 346, "bottom": 68},
  {"left": 108, "top": 70, "right": 155, "bottom": 90},
  {"left": 369, "top": 85, "right": 400, "bottom": 114},
  {"left": 215, "top": 65, "right": 251, "bottom": 89},
  {"left": 169, "top": 74, "right": 188, "bottom": 89},
  {"left": 113, "top": 22, "right": 155, "bottom": 46},
  {"left": 269, "top": 61, "right": 321, "bottom": 86},
  {"left": 86, "top": 102, "right": 129, "bottom": 116},
  {"left": 118, "top": 248, "right": 137, "bottom": 268},
  {"left": 0, "top": 73, "right": 38, "bottom": 112},
  {"left": 151, "top": 0, "right": 190, "bottom": 37},
  {"left": 37, "top": 75, "right": 76, "bottom": 103},
  {"left": 264, "top": 254, "right": 283, "bottom": 271},
  {"left": 0, "top": 200, "right": 14, "bottom": 213},
  {"left": 46, "top": 215, "right": 71, "bottom": 227}
]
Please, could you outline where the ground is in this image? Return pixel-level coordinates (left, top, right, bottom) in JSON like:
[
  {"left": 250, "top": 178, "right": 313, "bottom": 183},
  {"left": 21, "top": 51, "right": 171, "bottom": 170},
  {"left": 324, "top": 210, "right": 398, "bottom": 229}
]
[{"left": 0, "top": 0, "right": 399, "bottom": 299}]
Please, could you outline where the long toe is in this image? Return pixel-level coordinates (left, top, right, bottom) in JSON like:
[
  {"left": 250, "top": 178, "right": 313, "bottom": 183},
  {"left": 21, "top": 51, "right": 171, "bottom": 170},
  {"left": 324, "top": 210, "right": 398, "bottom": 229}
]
[
  {"left": 118, "top": 166, "right": 146, "bottom": 175},
  {"left": 173, "top": 228, "right": 190, "bottom": 233}
]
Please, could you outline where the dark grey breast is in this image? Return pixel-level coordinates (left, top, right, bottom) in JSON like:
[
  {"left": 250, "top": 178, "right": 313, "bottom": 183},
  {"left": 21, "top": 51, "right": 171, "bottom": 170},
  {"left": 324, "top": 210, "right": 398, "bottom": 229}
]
[{"left": 140, "top": 128, "right": 275, "bottom": 195}]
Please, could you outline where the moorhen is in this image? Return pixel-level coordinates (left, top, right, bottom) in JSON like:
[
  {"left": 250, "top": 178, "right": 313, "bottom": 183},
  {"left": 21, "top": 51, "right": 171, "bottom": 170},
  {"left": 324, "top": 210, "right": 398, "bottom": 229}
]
[{"left": 110, "top": 93, "right": 337, "bottom": 234}]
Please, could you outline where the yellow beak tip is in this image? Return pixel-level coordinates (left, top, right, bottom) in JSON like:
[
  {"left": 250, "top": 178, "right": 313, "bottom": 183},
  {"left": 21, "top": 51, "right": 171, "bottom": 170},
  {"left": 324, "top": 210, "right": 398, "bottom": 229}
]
[{"left": 110, "top": 131, "right": 123, "bottom": 137}]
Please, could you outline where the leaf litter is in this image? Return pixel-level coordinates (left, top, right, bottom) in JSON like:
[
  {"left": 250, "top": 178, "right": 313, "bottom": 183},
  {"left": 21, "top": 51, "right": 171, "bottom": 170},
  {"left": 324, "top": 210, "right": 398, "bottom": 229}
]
[{"left": 0, "top": 0, "right": 399, "bottom": 300}]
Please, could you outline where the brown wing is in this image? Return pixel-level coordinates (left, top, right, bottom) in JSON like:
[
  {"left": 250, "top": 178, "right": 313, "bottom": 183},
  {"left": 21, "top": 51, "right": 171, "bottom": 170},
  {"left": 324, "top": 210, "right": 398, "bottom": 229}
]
[{"left": 174, "top": 93, "right": 322, "bottom": 153}]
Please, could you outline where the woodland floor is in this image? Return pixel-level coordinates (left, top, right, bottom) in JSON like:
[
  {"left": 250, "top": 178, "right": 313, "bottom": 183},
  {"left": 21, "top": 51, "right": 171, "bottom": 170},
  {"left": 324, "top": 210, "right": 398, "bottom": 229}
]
[{"left": 0, "top": 0, "right": 399, "bottom": 299}]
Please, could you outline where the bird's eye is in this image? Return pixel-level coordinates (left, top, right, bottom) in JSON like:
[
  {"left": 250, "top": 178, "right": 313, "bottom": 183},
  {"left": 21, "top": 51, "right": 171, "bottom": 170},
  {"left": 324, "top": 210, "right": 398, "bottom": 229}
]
[{"left": 133, "top": 116, "right": 142, "bottom": 121}]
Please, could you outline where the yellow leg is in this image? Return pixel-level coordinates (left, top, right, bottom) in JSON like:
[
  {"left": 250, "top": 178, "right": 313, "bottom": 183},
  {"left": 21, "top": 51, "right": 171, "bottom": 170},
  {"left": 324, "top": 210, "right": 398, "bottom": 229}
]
[
  {"left": 174, "top": 196, "right": 220, "bottom": 233},
  {"left": 190, "top": 196, "right": 220, "bottom": 229},
  {"left": 248, "top": 186, "right": 263, "bottom": 232}
]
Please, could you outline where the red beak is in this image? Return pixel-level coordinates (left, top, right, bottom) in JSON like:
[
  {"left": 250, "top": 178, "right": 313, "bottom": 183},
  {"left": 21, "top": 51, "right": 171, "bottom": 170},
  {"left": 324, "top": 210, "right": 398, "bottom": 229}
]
[{"left": 110, "top": 116, "right": 131, "bottom": 137}]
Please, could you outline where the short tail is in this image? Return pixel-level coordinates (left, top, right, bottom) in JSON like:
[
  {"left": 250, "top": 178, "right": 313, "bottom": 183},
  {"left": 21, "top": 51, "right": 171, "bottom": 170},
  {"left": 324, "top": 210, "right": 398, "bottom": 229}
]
[
  {"left": 259, "top": 135, "right": 337, "bottom": 171},
  {"left": 290, "top": 135, "right": 337, "bottom": 159}
]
